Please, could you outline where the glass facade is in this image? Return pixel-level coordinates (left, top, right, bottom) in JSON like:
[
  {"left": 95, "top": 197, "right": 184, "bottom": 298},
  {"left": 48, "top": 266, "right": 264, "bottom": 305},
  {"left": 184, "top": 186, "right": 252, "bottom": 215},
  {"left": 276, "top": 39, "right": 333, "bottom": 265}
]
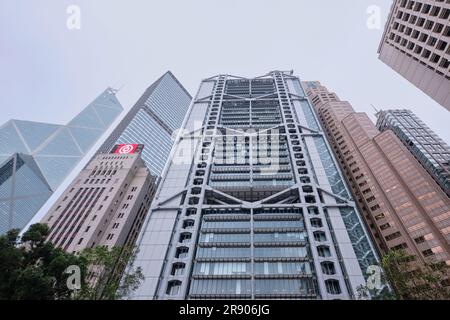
[
  {"left": 130, "top": 71, "right": 379, "bottom": 300},
  {"left": 0, "top": 88, "right": 123, "bottom": 233},
  {"left": 0, "top": 153, "right": 52, "bottom": 234},
  {"left": 376, "top": 109, "right": 450, "bottom": 197},
  {"left": 96, "top": 71, "right": 192, "bottom": 177},
  {"left": 189, "top": 208, "right": 315, "bottom": 298}
]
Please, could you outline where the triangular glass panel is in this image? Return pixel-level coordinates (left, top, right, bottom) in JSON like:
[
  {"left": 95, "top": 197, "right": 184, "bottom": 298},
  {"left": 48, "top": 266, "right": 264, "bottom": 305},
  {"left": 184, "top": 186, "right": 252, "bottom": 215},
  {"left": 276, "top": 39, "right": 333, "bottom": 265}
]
[
  {"left": 92, "top": 104, "right": 121, "bottom": 127},
  {"left": 13, "top": 159, "right": 52, "bottom": 197},
  {"left": 68, "top": 127, "right": 103, "bottom": 153},
  {"left": 18, "top": 154, "right": 49, "bottom": 186},
  {"left": 0, "top": 156, "right": 9, "bottom": 166},
  {"left": 35, "top": 155, "right": 80, "bottom": 190},
  {"left": 13, "top": 120, "right": 61, "bottom": 152},
  {"left": 11, "top": 194, "right": 50, "bottom": 231},
  {"left": 0, "top": 201, "right": 11, "bottom": 234},
  {"left": 68, "top": 105, "right": 105, "bottom": 129},
  {"left": 91, "top": 89, "right": 123, "bottom": 110},
  {"left": 0, "top": 121, "right": 29, "bottom": 154},
  {"left": 36, "top": 128, "right": 82, "bottom": 157},
  {"left": 0, "top": 157, "right": 14, "bottom": 199}
]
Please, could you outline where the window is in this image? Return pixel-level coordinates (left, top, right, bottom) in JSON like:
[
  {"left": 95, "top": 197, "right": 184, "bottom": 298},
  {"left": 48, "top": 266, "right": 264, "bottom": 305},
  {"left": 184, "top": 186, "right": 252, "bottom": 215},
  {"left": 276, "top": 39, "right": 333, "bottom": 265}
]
[
  {"left": 317, "top": 245, "right": 331, "bottom": 257},
  {"left": 166, "top": 281, "right": 182, "bottom": 295},
  {"left": 183, "top": 220, "right": 195, "bottom": 229},
  {"left": 186, "top": 208, "right": 197, "bottom": 216},
  {"left": 422, "top": 249, "right": 434, "bottom": 257},
  {"left": 380, "top": 223, "right": 391, "bottom": 230},
  {"left": 171, "top": 263, "right": 186, "bottom": 276},
  {"left": 385, "top": 231, "right": 402, "bottom": 241},
  {"left": 321, "top": 261, "right": 336, "bottom": 275},
  {"left": 310, "top": 218, "right": 323, "bottom": 228},
  {"left": 414, "top": 236, "right": 425, "bottom": 244},
  {"left": 325, "top": 279, "right": 341, "bottom": 295},
  {"left": 305, "top": 195, "right": 316, "bottom": 204},
  {"left": 175, "top": 247, "right": 189, "bottom": 259},
  {"left": 314, "top": 231, "right": 327, "bottom": 242},
  {"left": 179, "top": 233, "right": 192, "bottom": 243},
  {"left": 392, "top": 243, "right": 408, "bottom": 250}
]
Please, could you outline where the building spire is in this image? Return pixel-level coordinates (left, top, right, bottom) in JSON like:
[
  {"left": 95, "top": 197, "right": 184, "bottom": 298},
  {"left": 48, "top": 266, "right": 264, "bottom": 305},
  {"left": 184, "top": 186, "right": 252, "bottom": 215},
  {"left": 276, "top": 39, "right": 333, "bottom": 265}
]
[{"left": 371, "top": 104, "right": 382, "bottom": 117}]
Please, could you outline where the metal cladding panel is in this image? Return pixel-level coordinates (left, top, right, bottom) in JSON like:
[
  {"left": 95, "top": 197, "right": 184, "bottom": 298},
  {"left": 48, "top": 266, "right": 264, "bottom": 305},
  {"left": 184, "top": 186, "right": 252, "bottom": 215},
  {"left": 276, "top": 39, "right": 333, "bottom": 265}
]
[
  {"left": 197, "top": 81, "right": 215, "bottom": 100},
  {"left": 131, "top": 209, "right": 179, "bottom": 299}
]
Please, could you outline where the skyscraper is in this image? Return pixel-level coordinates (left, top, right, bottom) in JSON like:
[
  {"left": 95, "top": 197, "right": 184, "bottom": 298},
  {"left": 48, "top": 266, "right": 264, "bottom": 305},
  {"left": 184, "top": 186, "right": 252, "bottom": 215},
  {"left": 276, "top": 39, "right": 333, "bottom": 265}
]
[
  {"left": 128, "top": 71, "right": 378, "bottom": 300},
  {"left": 378, "top": 0, "right": 450, "bottom": 111},
  {"left": 96, "top": 72, "right": 192, "bottom": 178},
  {"left": 0, "top": 153, "right": 53, "bottom": 234},
  {"left": 303, "top": 81, "right": 450, "bottom": 267},
  {"left": 376, "top": 109, "right": 450, "bottom": 197},
  {"left": 41, "top": 145, "right": 157, "bottom": 253},
  {"left": 0, "top": 88, "right": 123, "bottom": 234}
]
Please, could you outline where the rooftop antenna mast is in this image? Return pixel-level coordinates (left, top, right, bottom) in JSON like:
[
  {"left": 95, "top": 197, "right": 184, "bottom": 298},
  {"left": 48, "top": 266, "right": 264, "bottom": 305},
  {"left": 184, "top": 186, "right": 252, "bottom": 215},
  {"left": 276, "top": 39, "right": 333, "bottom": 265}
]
[
  {"left": 110, "top": 82, "right": 125, "bottom": 94},
  {"left": 371, "top": 104, "right": 381, "bottom": 117}
]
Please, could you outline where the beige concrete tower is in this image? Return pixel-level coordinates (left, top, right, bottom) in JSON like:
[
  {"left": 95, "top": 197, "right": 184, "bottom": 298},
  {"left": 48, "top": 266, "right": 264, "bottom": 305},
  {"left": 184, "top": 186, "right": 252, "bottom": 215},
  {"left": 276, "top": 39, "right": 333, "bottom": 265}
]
[
  {"left": 378, "top": 0, "right": 450, "bottom": 111},
  {"left": 302, "top": 81, "right": 450, "bottom": 267},
  {"left": 41, "top": 147, "right": 157, "bottom": 253}
]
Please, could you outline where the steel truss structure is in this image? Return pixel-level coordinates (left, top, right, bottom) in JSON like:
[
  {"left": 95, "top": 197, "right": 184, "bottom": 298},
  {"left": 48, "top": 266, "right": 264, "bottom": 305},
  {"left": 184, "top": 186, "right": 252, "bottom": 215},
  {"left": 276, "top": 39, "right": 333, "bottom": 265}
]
[{"left": 129, "top": 71, "right": 378, "bottom": 300}]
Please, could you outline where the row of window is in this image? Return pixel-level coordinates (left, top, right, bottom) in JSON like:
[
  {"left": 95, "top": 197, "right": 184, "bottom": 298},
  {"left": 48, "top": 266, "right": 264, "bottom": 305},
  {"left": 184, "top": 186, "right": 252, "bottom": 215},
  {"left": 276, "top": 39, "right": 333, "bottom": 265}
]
[
  {"left": 193, "top": 262, "right": 313, "bottom": 276},
  {"left": 186, "top": 279, "right": 317, "bottom": 296},
  {"left": 195, "top": 246, "right": 308, "bottom": 259},
  {"left": 198, "top": 232, "right": 308, "bottom": 244}
]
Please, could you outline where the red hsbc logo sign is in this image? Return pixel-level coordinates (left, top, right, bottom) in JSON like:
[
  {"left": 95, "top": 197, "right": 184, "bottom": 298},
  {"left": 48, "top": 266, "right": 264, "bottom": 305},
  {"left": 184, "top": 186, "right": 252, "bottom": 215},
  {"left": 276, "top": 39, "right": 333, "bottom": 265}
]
[{"left": 114, "top": 144, "right": 139, "bottom": 154}]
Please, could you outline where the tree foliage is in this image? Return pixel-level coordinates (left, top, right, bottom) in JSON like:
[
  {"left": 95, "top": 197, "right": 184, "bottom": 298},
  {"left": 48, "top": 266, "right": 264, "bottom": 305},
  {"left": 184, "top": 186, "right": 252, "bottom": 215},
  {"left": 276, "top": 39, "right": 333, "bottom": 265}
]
[
  {"left": 0, "top": 224, "right": 86, "bottom": 300},
  {"left": 381, "top": 249, "right": 450, "bottom": 300},
  {"left": 74, "top": 245, "right": 144, "bottom": 300},
  {"left": 356, "top": 250, "right": 449, "bottom": 300},
  {"left": 0, "top": 223, "right": 144, "bottom": 300}
]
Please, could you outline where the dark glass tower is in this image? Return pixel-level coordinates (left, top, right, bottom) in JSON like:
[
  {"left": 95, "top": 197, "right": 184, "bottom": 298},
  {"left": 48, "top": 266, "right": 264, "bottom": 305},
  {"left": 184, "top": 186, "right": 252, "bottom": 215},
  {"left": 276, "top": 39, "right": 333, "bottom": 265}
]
[
  {"left": 96, "top": 72, "right": 192, "bottom": 177},
  {"left": 128, "top": 71, "right": 378, "bottom": 300},
  {"left": 376, "top": 109, "right": 450, "bottom": 197}
]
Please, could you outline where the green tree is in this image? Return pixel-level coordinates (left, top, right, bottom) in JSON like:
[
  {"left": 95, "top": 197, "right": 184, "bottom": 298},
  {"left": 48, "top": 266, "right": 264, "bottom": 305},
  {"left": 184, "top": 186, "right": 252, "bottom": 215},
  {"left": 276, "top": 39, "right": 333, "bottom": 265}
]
[
  {"left": 0, "top": 224, "right": 87, "bottom": 300},
  {"left": 74, "top": 245, "right": 144, "bottom": 300},
  {"left": 381, "top": 249, "right": 450, "bottom": 300},
  {"left": 0, "top": 223, "right": 144, "bottom": 300}
]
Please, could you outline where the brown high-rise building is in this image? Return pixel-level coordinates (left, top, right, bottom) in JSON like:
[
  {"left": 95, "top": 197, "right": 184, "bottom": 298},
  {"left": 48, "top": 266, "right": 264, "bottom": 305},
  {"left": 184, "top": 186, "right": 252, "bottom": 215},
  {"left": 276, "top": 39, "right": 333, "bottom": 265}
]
[
  {"left": 378, "top": 0, "right": 450, "bottom": 111},
  {"left": 41, "top": 144, "right": 157, "bottom": 253},
  {"left": 302, "top": 81, "right": 450, "bottom": 266}
]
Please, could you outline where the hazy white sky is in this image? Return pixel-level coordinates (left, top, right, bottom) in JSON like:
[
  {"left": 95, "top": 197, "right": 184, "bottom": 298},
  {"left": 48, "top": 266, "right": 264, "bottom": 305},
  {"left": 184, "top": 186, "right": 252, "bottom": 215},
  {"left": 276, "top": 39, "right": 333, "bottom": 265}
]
[{"left": 1, "top": 0, "right": 449, "bottom": 144}]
